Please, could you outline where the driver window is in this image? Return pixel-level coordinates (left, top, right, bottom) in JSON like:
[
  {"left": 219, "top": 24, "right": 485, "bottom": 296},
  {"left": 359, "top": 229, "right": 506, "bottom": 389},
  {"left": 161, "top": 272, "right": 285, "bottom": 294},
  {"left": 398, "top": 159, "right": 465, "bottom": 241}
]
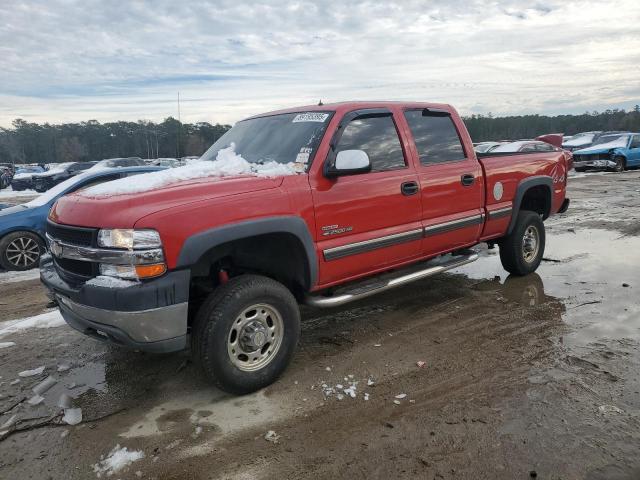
[{"left": 336, "top": 115, "right": 406, "bottom": 171}]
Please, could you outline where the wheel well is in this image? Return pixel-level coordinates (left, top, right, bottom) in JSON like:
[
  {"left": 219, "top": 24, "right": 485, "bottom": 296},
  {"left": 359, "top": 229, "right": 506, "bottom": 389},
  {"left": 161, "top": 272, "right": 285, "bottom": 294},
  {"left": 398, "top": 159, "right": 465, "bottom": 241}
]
[
  {"left": 519, "top": 185, "right": 551, "bottom": 219},
  {"left": 188, "top": 232, "right": 311, "bottom": 311}
]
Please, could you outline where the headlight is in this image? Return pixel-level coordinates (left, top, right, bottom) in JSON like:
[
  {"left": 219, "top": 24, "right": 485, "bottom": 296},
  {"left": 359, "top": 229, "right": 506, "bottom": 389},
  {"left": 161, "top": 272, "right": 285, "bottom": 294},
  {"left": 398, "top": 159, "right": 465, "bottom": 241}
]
[{"left": 97, "top": 229, "right": 162, "bottom": 249}]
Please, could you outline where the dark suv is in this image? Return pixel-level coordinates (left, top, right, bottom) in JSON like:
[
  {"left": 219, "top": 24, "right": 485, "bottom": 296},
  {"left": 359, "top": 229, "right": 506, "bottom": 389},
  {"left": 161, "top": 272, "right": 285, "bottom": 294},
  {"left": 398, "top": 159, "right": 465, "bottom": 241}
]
[{"left": 32, "top": 162, "right": 95, "bottom": 192}]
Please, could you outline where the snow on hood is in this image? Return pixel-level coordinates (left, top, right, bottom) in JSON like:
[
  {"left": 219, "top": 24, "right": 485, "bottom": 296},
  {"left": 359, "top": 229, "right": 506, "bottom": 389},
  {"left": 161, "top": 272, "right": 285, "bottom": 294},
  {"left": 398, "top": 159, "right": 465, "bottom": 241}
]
[
  {"left": 563, "top": 135, "right": 595, "bottom": 147},
  {"left": 12, "top": 172, "right": 33, "bottom": 180},
  {"left": 575, "top": 136, "right": 629, "bottom": 154},
  {"left": 80, "top": 144, "right": 299, "bottom": 198}
]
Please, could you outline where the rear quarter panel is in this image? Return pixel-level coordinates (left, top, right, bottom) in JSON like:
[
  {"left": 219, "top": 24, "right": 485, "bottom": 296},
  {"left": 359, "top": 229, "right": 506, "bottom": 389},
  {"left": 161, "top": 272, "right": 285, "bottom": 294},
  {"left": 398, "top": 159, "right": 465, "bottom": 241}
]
[{"left": 480, "top": 151, "right": 567, "bottom": 240}]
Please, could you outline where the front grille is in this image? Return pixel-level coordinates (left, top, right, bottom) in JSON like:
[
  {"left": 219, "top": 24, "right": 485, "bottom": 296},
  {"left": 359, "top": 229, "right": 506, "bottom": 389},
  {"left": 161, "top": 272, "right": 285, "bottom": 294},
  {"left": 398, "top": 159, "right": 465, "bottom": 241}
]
[
  {"left": 47, "top": 221, "right": 97, "bottom": 247},
  {"left": 54, "top": 257, "right": 96, "bottom": 278}
]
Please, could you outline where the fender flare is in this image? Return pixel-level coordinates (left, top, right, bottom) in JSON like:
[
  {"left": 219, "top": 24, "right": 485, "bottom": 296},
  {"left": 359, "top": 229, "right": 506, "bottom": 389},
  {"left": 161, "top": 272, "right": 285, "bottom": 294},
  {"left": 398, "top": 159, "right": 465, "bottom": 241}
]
[
  {"left": 176, "top": 216, "right": 318, "bottom": 289},
  {"left": 508, "top": 176, "right": 553, "bottom": 234}
]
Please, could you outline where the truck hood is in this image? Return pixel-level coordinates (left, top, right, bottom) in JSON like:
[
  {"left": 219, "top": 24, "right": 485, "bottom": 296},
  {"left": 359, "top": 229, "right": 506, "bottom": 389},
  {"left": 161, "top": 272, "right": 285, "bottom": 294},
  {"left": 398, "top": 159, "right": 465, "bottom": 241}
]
[{"left": 50, "top": 175, "right": 285, "bottom": 228}]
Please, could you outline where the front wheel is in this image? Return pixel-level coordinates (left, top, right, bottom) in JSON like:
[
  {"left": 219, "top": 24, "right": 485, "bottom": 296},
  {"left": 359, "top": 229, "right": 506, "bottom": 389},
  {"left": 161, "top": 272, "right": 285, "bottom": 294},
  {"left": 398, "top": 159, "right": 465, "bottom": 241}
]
[
  {"left": 192, "top": 274, "right": 300, "bottom": 394},
  {"left": 498, "top": 210, "right": 545, "bottom": 276},
  {"left": 0, "top": 231, "right": 45, "bottom": 271},
  {"left": 613, "top": 156, "right": 626, "bottom": 173}
]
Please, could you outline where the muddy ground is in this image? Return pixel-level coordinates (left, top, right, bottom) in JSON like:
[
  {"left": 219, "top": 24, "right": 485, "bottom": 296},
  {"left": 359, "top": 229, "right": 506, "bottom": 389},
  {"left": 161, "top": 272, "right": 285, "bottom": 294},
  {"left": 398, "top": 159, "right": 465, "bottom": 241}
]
[{"left": 1, "top": 171, "right": 639, "bottom": 479}]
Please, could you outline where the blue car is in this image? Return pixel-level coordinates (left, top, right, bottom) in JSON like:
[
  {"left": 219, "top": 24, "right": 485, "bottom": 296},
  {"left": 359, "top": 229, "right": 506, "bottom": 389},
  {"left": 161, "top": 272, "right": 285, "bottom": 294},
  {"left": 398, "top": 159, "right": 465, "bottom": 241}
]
[
  {"left": 573, "top": 133, "right": 640, "bottom": 172},
  {"left": 0, "top": 166, "right": 163, "bottom": 271}
]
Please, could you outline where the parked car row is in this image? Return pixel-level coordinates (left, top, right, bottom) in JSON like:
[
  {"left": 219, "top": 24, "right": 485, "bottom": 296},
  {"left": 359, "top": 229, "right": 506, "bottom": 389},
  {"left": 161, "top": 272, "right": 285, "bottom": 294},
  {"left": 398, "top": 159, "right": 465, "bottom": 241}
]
[{"left": 475, "top": 130, "right": 639, "bottom": 172}]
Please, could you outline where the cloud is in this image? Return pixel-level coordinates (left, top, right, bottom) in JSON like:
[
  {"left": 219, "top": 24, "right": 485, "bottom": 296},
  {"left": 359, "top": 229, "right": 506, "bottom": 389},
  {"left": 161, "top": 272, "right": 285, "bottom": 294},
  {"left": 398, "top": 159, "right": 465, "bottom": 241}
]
[{"left": 0, "top": 0, "right": 638, "bottom": 126}]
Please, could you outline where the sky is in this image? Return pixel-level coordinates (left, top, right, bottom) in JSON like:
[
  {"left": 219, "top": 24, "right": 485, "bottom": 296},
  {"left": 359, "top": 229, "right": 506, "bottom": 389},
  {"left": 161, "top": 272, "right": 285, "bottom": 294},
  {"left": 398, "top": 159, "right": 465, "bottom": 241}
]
[{"left": 1, "top": 0, "right": 639, "bottom": 127}]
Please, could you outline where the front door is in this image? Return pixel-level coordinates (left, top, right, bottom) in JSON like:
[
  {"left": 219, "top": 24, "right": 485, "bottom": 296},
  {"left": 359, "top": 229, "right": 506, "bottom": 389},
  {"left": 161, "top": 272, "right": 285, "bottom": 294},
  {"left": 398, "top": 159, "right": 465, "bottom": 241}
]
[{"left": 311, "top": 109, "right": 423, "bottom": 286}]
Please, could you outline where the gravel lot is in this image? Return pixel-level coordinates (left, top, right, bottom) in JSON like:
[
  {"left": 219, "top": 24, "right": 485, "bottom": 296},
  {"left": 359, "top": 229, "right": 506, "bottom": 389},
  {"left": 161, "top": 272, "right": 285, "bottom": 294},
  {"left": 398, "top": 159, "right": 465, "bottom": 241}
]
[{"left": 1, "top": 171, "right": 639, "bottom": 479}]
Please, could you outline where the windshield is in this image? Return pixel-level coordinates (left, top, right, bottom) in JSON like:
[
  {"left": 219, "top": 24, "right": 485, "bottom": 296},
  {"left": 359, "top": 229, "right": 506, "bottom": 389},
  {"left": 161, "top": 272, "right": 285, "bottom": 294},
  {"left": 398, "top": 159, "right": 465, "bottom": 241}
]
[
  {"left": 592, "top": 134, "right": 629, "bottom": 146},
  {"left": 200, "top": 112, "right": 333, "bottom": 167},
  {"left": 25, "top": 171, "right": 94, "bottom": 207}
]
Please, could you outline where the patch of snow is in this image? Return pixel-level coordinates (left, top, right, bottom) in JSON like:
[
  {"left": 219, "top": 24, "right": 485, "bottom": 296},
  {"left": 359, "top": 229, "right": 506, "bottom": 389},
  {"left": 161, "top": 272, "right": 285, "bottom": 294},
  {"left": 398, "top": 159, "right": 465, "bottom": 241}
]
[
  {"left": 10, "top": 379, "right": 20, "bottom": 385},
  {"left": 0, "top": 310, "right": 65, "bottom": 338},
  {"left": 57, "top": 363, "right": 70, "bottom": 372},
  {"left": 85, "top": 275, "right": 138, "bottom": 288},
  {"left": 0, "top": 342, "right": 16, "bottom": 349},
  {"left": 27, "top": 394, "right": 44, "bottom": 405},
  {"left": 0, "top": 269, "right": 41, "bottom": 284},
  {"left": 62, "top": 408, "right": 83, "bottom": 425},
  {"left": 1, "top": 415, "right": 17, "bottom": 430},
  {"left": 93, "top": 444, "right": 145, "bottom": 477},
  {"left": 394, "top": 393, "right": 407, "bottom": 399},
  {"left": 19, "top": 366, "right": 45, "bottom": 377},
  {"left": 393, "top": 400, "right": 401, "bottom": 405},
  {"left": 367, "top": 378, "right": 375, "bottom": 386},
  {"left": 264, "top": 430, "right": 280, "bottom": 443},
  {"left": 0, "top": 187, "right": 39, "bottom": 199},
  {"left": 60, "top": 429, "right": 69, "bottom": 438},
  {"left": 598, "top": 404, "right": 623, "bottom": 415},
  {"left": 364, "top": 393, "right": 370, "bottom": 401},
  {"left": 79, "top": 143, "right": 298, "bottom": 198},
  {"left": 33, "top": 376, "right": 57, "bottom": 395}
]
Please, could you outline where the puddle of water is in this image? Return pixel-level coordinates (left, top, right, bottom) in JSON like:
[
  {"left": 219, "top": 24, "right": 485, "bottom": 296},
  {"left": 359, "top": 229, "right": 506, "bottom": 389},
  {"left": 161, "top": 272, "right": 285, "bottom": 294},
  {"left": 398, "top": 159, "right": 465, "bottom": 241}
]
[
  {"left": 454, "top": 228, "right": 640, "bottom": 348},
  {"left": 121, "top": 389, "right": 288, "bottom": 438}
]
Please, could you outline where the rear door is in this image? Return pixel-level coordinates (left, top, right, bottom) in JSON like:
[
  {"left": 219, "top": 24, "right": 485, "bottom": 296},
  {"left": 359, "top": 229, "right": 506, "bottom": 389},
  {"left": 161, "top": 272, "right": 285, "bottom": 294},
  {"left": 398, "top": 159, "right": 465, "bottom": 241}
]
[
  {"left": 311, "top": 109, "right": 423, "bottom": 286},
  {"left": 402, "top": 109, "right": 484, "bottom": 257}
]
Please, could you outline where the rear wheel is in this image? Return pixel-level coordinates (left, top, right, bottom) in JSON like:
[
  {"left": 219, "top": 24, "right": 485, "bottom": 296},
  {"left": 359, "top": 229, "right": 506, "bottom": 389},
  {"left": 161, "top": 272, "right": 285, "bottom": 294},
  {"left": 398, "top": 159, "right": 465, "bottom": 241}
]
[
  {"left": 498, "top": 210, "right": 545, "bottom": 276},
  {"left": 192, "top": 274, "right": 300, "bottom": 394},
  {"left": 574, "top": 167, "right": 586, "bottom": 172},
  {"left": 0, "top": 231, "right": 45, "bottom": 271}
]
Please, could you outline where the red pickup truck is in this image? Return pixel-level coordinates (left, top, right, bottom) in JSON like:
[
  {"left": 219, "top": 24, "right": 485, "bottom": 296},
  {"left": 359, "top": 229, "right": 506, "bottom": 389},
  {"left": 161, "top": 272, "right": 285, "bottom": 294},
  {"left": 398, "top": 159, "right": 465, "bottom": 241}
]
[{"left": 41, "top": 101, "right": 570, "bottom": 393}]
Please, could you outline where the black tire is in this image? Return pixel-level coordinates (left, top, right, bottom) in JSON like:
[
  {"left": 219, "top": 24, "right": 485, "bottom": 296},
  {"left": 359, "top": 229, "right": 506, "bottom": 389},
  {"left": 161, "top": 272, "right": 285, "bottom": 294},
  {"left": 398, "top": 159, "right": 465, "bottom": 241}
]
[
  {"left": 613, "top": 156, "right": 626, "bottom": 173},
  {"left": 11, "top": 184, "right": 24, "bottom": 191},
  {"left": 0, "top": 231, "right": 45, "bottom": 271},
  {"left": 574, "top": 167, "right": 586, "bottom": 172},
  {"left": 192, "top": 274, "right": 300, "bottom": 394},
  {"left": 498, "top": 210, "right": 545, "bottom": 276}
]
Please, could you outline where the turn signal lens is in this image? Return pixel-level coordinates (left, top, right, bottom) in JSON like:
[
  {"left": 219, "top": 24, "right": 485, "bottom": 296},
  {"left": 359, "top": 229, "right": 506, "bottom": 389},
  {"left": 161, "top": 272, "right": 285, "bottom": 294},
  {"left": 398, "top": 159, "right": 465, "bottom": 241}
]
[{"left": 134, "top": 263, "right": 167, "bottom": 279}]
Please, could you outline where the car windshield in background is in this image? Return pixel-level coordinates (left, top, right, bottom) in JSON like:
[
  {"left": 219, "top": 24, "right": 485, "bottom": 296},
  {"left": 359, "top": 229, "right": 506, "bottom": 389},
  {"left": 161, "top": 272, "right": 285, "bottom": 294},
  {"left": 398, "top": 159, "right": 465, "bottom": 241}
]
[
  {"left": 200, "top": 112, "right": 333, "bottom": 166},
  {"left": 592, "top": 134, "right": 629, "bottom": 146}
]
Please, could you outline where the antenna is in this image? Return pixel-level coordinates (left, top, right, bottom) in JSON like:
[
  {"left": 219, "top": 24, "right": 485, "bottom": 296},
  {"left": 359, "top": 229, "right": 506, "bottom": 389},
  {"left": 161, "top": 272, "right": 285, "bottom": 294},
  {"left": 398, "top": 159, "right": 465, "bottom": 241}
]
[{"left": 176, "top": 92, "right": 181, "bottom": 158}]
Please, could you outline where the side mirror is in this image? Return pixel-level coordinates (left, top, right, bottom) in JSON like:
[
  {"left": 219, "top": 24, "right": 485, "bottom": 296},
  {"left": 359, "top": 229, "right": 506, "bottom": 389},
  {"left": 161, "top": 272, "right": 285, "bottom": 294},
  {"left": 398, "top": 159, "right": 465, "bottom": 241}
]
[{"left": 326, "top": 150, "right": 371, "bottom": 177}]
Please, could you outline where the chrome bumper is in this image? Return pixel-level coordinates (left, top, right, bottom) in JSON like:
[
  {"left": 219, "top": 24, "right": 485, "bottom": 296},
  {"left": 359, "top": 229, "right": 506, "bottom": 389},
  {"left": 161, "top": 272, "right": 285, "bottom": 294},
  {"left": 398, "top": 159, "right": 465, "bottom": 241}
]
[{"left": 574, "top": 160, "right": 616, "bottom": 169}]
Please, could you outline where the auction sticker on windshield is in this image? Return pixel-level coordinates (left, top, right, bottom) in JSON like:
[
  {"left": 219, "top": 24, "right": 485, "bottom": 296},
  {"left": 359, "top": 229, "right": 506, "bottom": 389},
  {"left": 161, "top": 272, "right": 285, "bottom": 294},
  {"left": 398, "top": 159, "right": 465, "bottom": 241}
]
[{"left": 292, "top": 113, "right": 329, "bottom": 123}]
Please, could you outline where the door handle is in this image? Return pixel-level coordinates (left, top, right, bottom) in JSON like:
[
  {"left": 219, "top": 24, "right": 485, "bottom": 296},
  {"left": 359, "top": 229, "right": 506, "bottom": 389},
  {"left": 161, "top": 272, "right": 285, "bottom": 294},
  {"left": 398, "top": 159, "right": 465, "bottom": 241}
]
[
  {"left": 401, "top": 181, "right": 419, "bottom": 196},
  {"left": 461, "top": 174, "right": 475, "bottom": 186}
]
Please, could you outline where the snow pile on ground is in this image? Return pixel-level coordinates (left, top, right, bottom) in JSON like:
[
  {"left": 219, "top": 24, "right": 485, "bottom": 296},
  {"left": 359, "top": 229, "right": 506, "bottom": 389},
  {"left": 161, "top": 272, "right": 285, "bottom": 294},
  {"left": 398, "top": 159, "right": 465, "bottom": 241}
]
[
  {"left": 0, "top": 187, "right": 39, "bottom": 199},
  {"left": 0, "top": 310, "right": 65, "bottom": 337},
  {"left": 0, "top": 341, "right": 16, "bottom": 349},
  {"left": 93, "top": 445, "right": 145, "bottom": 477},
  {"left": 321, "top": 375, "right": 367, "bottom": 401},
  {"left": 19, "top": 365, "right": 45, "bottom": 377},
  {"left": 85, "top": 276, "right": 138, "bottom": 288},
  {"left": 80, "top": 143, "right": 298, "bottom": 198},
  {"left": 0, "top": 268, "right": 41, "bottom": 284}
]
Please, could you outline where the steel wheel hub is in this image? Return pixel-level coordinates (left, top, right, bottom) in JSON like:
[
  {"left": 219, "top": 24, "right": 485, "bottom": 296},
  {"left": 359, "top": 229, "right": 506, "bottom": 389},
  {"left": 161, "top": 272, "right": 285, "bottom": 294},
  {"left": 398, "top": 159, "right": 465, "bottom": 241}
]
[
  {"left": 227, "top": 303, "right": 284, "bottom": 372},
  {"left": 522, "top": 226, "right": 539, "bottom": 263},
  {"left": 6, "top": 237, "right": 39, "bottom": 268}
]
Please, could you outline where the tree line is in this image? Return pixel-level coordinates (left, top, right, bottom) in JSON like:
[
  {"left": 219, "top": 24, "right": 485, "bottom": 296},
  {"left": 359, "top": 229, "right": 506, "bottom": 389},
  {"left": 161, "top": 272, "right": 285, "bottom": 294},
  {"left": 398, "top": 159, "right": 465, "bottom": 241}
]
[
  {"left": 1, "top": 106, "right": 639, "bottom": 164},
  {"left": 0, "top": 117, "right": 230, "bottom": 165},
  {"left": 464, "top": 106, "right": 640, "bottom": 142}
]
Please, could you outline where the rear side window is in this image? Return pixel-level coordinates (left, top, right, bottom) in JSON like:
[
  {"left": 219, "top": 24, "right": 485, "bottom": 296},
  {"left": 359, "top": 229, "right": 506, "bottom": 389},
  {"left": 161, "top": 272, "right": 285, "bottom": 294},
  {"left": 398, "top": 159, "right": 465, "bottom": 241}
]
[
  {"left": 404, "top": 110, "right": 466, "bottom": 164},
  {"left": 631, "top": 135, "right": 640, "bottom": 148},
  {"left": 337, "top": 115, "right": 406, "bottom": 171}
]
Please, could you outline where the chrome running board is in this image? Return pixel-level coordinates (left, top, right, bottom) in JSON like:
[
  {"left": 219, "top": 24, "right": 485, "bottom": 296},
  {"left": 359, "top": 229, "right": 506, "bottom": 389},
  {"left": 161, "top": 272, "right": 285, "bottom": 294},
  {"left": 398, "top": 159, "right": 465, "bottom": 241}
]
[{"left": 305, "top": 251, "right": 478, "bottom": 308}]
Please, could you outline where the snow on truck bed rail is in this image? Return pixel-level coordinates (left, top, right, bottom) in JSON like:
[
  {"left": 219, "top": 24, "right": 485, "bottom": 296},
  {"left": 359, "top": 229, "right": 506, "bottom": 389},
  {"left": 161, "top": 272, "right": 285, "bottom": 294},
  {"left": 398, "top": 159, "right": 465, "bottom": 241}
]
[{"left": 80, "top": 143, "right": 298, "bottom": 198}]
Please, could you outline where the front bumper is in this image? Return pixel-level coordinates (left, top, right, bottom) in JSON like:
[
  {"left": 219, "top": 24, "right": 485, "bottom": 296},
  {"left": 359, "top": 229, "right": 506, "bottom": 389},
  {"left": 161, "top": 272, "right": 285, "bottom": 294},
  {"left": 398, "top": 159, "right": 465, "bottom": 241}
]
[
  {"left": 40, "top": 255, "right": 190, "bottom": 353},
  {"left": 574, "top": 159, "right": 616, "bottom": 170}
]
